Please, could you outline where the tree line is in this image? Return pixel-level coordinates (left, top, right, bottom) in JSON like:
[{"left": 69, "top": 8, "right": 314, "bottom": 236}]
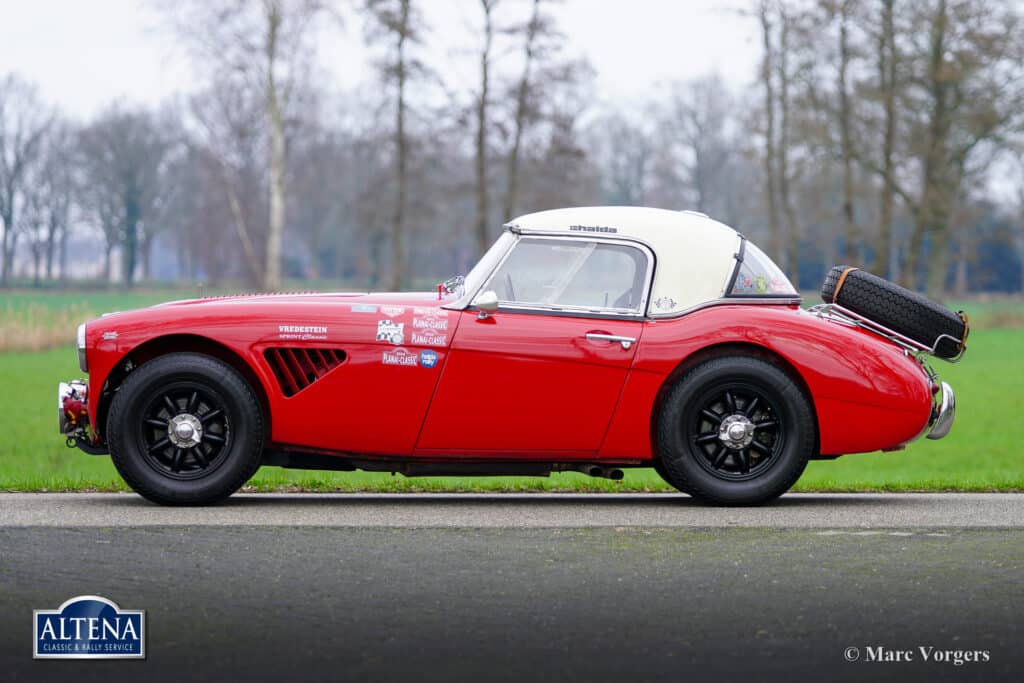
[{"left": 1, "top": 0, "right": 1023, "bottom": 297}]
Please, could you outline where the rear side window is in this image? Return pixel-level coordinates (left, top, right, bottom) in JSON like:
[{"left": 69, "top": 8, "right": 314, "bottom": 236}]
[
  {"left": 486, "top": 238, "right": 649, "bottom": 313},
  {"left": 729, "top": 241, "right": 797, "bottom": 296}
]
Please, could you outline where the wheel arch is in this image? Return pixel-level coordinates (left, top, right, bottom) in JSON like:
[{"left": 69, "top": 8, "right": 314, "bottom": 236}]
[
  {"left": 97, "top": 334, "right": 272, "bottom": 442},
  {"left": 648, "top": 341, "right": 820, "bottom": 460}
]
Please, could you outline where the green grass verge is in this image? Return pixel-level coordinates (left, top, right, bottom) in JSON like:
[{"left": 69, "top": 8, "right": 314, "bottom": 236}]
[{"left": 1, "top": 327, "right": 1020, "bottom": 492}]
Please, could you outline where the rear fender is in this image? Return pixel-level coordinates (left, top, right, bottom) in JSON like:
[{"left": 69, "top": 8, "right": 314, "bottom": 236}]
[{"left": 629, "top": 305, "right": 932, "bottom": 456}]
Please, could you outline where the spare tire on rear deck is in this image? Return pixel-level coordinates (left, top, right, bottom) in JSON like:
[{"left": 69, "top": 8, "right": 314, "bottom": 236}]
[{"left": 820, "top": 265, "right": 968, "bottom": 359}]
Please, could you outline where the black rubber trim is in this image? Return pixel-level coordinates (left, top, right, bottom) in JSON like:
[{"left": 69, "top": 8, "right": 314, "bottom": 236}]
[{"left": 723, "top": 236, "right": 747, "bottom": 295}]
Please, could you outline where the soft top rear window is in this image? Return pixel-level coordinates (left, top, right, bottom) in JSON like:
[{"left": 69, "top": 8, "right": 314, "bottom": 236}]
[{"left": 728, "top": 241, "right": 798, "bottom": 296}]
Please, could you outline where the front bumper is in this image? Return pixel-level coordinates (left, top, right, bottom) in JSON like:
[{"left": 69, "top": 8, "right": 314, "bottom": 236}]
[
  {"left": 59, "top": 380, "right": 108, "bottom": 455},
  {"left": 58, "top": 380, "right": 89, "bottom": 435},
  {"left": 926, "top": 381, "right": 955, "bottom": 440}
]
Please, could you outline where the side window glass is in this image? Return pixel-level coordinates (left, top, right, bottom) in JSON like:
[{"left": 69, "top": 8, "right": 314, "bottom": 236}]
[{"left": 486, "top": 238, "right": 648, "bottom": 313}]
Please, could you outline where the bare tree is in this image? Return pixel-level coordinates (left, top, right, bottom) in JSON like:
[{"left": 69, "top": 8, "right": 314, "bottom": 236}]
[
  {"left": 874, "top": 0, "right": 897, "bottom": 279},
  {"left": 160, "top": 0, "right": 331, "bottom": 290},
  {"left": 474, "top": 0, "right": 498, "bottom": 254},
  {"left": 502, "top": 0, "right": 562, "bottom": 222},
  {"left": 10, "top": 120, "right": 72, "bottom": 286},
  {"left": 847, "top": 0, "right": 1024, "bottom": 294},
  {"left": 0, "top": 74, "right": 53, "bottom": 286},
  {"left": 77, "top": 106, "right": 170, "bottom": 286},
  {"left": 191, "top": 79, "right": 268, "bottom": 285},
  {"left": 758, "top": 1, "right": 784, "bottom": 267},
  {"left": 834, "top": 0, "right": 860, "bottom": 264},
  {"left": 43, "top": 125, "right": 75, "bottom": 281},
  {"left": 366, "top": 0, "right": 426, "bottom": 289},
  {"left": 596, "top": 114, "right": 654, "bottom": 206},
  {"left": 23, "top": 121, "right": 76, "bottom": 283},
  {"left": 660, "top": 74, "right": 734, "bottom": 215},
  {"left": 775, "top": 3, "right": 802, "bottom": 280}
]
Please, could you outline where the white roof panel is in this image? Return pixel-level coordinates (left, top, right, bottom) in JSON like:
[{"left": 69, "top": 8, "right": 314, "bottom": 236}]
[{"left": 508, "top": 206, "right": 742, "bottom": 315}]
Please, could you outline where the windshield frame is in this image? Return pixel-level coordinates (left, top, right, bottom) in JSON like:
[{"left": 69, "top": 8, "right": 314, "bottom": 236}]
[
  {"left": 442, "top": 230, "right": 517, "bottom": 311},
  {"left": 446, "top": 229, "right": 656, "bottom": 318}
]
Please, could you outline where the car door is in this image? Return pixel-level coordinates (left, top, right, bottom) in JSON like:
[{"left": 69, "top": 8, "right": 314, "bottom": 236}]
[{"left": 416, "top": 235, "right": 652, "bottom": 455}]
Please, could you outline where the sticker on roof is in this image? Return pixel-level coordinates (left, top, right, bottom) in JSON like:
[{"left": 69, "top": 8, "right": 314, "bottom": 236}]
[{"left": 568, "top": 225, "right": 617, "bottom": 234}]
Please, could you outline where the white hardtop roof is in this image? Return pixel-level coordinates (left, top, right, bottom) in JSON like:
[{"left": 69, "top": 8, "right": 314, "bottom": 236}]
[{"left": 507, "top": 206, "right": 743, "bottom": 315}]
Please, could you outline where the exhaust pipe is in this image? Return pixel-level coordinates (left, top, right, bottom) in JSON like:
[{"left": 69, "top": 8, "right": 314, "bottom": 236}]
[{"left": 575, "top": 465, "right": 624, "bottom": 480}]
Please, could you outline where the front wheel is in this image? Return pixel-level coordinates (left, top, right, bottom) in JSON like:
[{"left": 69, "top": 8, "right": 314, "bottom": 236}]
[
  {"left": 656, "top": 356, "right": 815, "bottom": 505},
  {"left": 107, "top": 353, "right": 264, "bottom": 505}
]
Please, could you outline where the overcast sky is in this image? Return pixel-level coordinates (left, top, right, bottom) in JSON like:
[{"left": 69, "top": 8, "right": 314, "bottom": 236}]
[{"left": 0, "top": 0, "right": 760, "bottom": 118}]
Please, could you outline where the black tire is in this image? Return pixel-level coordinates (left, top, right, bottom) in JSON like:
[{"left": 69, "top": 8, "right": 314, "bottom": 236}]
[
  {"left": 821, "top": 265, "right": 967, "bottom": 359},
  {"left": 651, "top": 459, "right": 690, "bottom": 493},
  {"left": 107, "top": 353, "right": 264, "bottom": 506},
  {"left": 656, "top": 356, "right": 814, "bottom": 505}
]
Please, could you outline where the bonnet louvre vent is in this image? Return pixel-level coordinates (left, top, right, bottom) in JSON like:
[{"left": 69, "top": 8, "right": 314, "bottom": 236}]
[{"left": 265, "top": 348, "right": 347, "bottom": 397}]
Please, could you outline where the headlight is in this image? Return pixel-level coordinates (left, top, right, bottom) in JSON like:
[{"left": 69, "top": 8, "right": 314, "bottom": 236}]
[{"left": 77, "top": 323, "right": 88, "bottom": 373}]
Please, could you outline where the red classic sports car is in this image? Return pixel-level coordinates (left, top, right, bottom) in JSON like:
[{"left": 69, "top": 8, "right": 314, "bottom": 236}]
[{"left": 59, "top": 207, "right": 967, "bottom": 505}]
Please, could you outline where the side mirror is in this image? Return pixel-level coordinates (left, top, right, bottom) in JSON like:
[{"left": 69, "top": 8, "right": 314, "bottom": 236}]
[{"left": 474, "top": 290, "right": 499, "bottom": 319}]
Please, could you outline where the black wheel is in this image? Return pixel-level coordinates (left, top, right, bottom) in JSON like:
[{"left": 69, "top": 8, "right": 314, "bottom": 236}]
[
  {"left": 656, "top": 356, "right": 814, "bottom": 505},
  {"left": 821, "top": 265, "right": 968, "bottom": 358},
  {"left": 107, "top": 353, "right": 264, "bottom": 505}
]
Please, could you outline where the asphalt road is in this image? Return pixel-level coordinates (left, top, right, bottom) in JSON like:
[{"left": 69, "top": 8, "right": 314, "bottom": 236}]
[
  {"left": 2, "top": 491, "right": 1023, "bottom": 527},
  {"left": 2, "top": 493, "right": 1022, "bottom": 682}
]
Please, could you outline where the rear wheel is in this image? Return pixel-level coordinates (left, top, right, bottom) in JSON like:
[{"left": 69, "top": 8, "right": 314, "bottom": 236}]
[
  {"left": 656, "top": 356, "right": 814, "bottom": 505},
  {"left": 107, "top": 353, "right": 264, "bottom": 505}
]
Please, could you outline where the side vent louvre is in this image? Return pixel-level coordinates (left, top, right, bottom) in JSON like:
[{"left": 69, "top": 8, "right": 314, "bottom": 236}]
[{"left": 265, "top": 348, "right": 347, "bottom": 397}]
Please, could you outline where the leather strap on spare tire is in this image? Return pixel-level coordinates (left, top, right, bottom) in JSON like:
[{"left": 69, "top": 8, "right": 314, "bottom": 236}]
[
  {"left": 958, "top": 311, "right": 970, "bottom": 349},
  {"left": 819, "top": 265, "right": 968, "bottom": 360},
  {"left": 832, "top": 266, "right": 859, "bottom": 301}
]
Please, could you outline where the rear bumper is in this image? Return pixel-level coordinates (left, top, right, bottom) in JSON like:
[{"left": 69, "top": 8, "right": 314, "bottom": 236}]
[{"left": 926, "top": 381, "right": 955, "bottom": 440}]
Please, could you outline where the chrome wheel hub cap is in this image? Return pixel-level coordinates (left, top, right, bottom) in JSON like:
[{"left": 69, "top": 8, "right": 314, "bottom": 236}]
[
  {"left": 168, "top": 414, "right": 203, "bottom": 448},
  {"left": 719, "top": 414, "right": 755, "bottom": 450}
]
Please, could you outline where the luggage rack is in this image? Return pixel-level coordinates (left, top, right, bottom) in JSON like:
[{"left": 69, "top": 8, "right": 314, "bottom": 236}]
[{"left": 807, "top": 303, "right": 966, "bottom": 363}]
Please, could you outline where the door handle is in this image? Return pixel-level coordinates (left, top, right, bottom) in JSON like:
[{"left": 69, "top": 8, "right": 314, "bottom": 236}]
[{"left": 585, "top": 333, "right": 636, "bottom": 350}]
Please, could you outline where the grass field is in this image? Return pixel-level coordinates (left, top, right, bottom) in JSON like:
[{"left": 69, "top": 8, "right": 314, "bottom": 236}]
[
  {"left": 1, "top": 289, "right": 209, "bottom": 352},
  {"left": 0, "top": 285, "right": 1020, "bottom": 492}
]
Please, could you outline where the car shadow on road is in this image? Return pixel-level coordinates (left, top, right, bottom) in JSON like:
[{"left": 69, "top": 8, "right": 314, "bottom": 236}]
[{"left": 91, "top": 491, "right": 923, "bottom": 509}]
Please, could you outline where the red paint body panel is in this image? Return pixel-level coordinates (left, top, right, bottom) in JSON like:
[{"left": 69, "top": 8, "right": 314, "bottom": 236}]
[
  {"left": 417, "top": 311, "right": 642, "bottom": 454},
  {"left": 84, "top": 292, "right": 455, "bottom": 456},
  {"left": 628, "top": 305, "right": 933, "bottom": 455},
  {"left": 82, "top": 294, "right": 932, "bottom": 462}
]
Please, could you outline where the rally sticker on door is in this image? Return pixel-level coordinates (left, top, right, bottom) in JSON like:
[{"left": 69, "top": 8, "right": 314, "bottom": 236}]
[
  {"left": 376, "top": 320, "right": 404, "bottom": 345},
  {"left": 382, "top": 348, "right": 418, "bottom": 366}
]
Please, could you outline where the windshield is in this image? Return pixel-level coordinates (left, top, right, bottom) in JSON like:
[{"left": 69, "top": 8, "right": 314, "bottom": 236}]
[{"left": 484, "top": 237, "right": 648, "bottom": 312}]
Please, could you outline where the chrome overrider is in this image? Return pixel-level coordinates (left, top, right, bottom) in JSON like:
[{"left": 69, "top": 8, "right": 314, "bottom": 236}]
[
  {"left": 927, "top": 381, "right": 955, "bottom": 440},
  {"left": 58, "top": 380, "right": 88, "bottom": 436}
]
